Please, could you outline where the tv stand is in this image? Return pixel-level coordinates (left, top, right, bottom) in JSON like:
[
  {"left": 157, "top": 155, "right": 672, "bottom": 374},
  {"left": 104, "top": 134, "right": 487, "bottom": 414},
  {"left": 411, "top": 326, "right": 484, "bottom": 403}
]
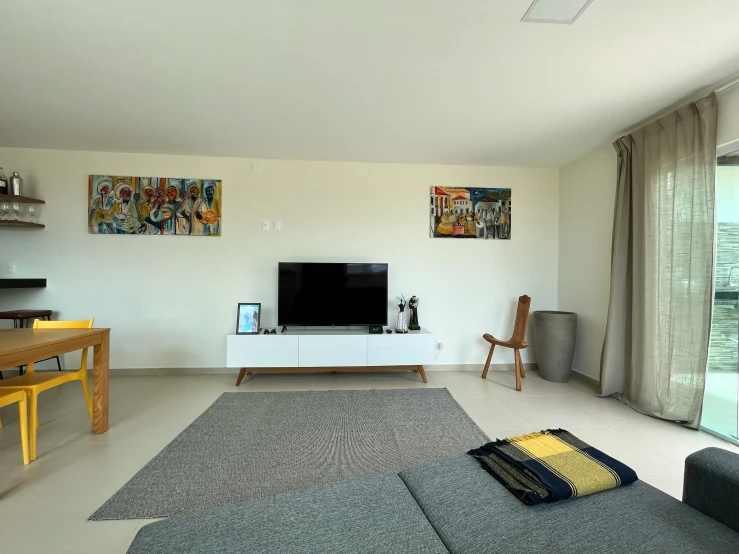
[{"left": 226, "top": 328, "right": 436, "bottom": 384}]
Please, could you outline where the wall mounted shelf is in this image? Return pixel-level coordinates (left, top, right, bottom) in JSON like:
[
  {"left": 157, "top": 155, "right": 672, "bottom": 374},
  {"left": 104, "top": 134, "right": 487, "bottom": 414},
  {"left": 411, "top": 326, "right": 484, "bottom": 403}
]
[
  {"left": 0, "top": 278, "right": 47, "bottom": 289},
  {"left": 0, "top": 194, "right": 45, "bottom": 204},
  {"left": 0, "top": 220, "right": 45, "bottom": 229}
]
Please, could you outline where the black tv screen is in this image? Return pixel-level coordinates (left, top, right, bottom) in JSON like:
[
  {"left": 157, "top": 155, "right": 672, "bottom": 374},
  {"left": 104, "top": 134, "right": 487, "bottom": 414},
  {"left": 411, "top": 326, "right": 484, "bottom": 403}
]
[{"left": 278, "top": 263, "right": 388, "bottom": 326}]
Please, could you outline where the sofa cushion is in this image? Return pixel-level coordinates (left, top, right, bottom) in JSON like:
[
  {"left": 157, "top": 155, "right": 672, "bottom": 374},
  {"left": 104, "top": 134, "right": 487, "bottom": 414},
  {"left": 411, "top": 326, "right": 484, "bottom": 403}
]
[
  {"left": 127, "top": 473, "right": 449, "bottom": 554},
  {"left": 399, "top": 455, "right": 739, "bottom": 554}
]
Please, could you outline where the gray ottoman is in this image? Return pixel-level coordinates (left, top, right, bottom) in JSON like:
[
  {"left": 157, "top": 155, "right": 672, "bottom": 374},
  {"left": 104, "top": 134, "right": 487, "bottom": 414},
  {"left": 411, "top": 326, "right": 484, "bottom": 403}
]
[
  {"left": 399, "top": 454, "right": 739, "bottom": 553},
  {"left": 128, "top": 473, "right": 449, "bottom": 554}
]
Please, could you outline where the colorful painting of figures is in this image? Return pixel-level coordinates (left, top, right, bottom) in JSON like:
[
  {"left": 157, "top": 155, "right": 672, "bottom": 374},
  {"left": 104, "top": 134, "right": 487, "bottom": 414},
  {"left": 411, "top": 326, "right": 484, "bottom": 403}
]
[
  {"left": 430, "top": 187, "right": 511, "bottom": 240},
  {"left": 88, "top": 176, "right": 222, "bottom": 236}
]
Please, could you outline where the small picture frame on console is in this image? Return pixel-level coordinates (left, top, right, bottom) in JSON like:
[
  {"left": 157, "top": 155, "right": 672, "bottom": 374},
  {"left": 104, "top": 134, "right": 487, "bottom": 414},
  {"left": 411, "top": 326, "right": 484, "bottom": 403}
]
[{"left": 236, "top": 303, "right": 261, "bottom": 335}]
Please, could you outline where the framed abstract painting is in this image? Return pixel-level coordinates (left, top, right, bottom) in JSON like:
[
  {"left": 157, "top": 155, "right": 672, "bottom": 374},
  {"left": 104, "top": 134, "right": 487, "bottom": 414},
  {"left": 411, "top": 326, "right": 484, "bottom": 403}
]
[
  {"left": 430, "top": 187, "right": 511, "bottom": 240},
  {"left": 88, "top": 175, "right": 222, "bottom": 236}
]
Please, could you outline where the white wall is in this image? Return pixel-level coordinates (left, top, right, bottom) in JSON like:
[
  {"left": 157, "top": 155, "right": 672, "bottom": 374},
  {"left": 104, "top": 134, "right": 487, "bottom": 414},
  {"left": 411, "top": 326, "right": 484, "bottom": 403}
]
[
  {"left": 0, "top": 147, "right": 559, "bottom": 370},
  {"left": 557, "top": 145, "right": 617, "bottom": 380}
]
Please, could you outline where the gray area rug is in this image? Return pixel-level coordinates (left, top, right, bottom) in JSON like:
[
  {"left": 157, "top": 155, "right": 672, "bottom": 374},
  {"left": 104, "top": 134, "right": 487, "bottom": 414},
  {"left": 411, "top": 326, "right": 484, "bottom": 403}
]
[{"left": 90, "top": 388, "right": 488, "bottom": 520}]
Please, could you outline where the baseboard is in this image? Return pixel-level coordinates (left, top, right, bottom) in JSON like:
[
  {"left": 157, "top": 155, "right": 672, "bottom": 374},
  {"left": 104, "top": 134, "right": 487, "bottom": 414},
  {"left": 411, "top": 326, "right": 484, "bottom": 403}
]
[
  {"left": 109, "top": 363, "right": 538, "bottom": 376},
  {"left": 110, "top": 367, "right": 236, "bottom": 376},
  {"left": 571, "top": 368, "right": 600, "bottom": 388}
]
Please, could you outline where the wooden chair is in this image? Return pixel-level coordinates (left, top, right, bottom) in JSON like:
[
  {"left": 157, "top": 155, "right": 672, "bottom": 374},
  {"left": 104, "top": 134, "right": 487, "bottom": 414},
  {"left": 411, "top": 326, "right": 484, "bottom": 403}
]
[
  {"left": 481, "top": 295, "right": 531, "bottom": 391},
  {"left": 0, "top": 389, "right": 30, "bottom": 464},
  {"left": 0, "top": 319, "right": 94, "bottom": 461}
]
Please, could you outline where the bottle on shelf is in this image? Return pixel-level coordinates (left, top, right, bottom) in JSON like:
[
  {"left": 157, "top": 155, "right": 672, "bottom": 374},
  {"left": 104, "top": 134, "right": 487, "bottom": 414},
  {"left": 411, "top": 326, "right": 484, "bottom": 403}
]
[
  {"left": 9, "top": 172, "right": 23, "bottom": 195},
  {"left": 0, "top": 168, "right": 7, "bottom": 195}
]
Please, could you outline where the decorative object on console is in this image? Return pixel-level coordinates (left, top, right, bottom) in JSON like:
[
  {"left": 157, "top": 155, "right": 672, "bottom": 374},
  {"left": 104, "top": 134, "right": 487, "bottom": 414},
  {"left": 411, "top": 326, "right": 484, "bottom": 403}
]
[
  {"left": 408, "top": 296, "right": 421, "bottom": 331},
  {"left": 395, "top": 296, "right": 408, "bottom": 334},
  {"left": 368, "top": 325, "right": 383, "bottom": 334},
  {"left": 236, "top": 303, "right": 261, "bottom": 335},
  {"left": 430, "top": 187, "right": 511, "bottom": 240},
  {"left": 88, "top": 175, "right": 222, "bottom": 235}
]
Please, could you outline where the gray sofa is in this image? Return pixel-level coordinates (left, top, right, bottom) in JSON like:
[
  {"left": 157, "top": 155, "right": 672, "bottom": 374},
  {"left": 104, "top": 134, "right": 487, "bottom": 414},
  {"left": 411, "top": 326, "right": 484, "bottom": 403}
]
[{"left": 128, "top": 447, "right": 739, "bottom": 553}]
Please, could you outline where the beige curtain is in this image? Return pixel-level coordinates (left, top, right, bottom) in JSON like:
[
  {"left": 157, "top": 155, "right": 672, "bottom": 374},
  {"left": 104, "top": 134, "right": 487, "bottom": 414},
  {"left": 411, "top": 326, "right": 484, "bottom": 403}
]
[{"left": 599, "top": 93, "right": 718, "bottom": 428}]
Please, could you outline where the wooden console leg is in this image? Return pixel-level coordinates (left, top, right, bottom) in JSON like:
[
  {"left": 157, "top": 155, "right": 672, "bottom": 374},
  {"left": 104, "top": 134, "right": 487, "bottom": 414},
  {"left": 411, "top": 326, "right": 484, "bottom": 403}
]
[
  {"left": 235, "top": 368, "right": 247, "bottom": 386},
  {"left": 417, "top": 365, "right": 427, "bottom": 384}
]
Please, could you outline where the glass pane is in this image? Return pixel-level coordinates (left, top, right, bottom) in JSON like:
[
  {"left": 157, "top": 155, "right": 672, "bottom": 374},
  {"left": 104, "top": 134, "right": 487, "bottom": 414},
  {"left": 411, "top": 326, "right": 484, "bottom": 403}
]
[{"left": 702, "top": 154, "right": 739, "bottom": 443}]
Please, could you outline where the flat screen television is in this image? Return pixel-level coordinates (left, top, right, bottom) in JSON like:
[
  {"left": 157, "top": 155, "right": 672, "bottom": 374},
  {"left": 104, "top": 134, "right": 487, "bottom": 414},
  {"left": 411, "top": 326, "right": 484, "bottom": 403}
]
[{"left": 278, "top": 262, "right": 388, "bottom": 326}]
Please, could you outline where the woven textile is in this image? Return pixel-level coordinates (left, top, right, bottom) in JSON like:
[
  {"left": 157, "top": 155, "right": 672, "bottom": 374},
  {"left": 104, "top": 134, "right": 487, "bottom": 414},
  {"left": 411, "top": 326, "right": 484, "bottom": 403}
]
[{"left": 468, "top": 429, "right": 638, "bottom": 505}]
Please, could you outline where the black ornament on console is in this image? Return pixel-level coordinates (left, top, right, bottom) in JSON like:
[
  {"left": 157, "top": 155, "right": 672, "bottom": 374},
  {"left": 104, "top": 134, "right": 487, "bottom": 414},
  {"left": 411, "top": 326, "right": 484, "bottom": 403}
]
[{"left": 408, "top": 296, "right": 421, "bottom": 331}]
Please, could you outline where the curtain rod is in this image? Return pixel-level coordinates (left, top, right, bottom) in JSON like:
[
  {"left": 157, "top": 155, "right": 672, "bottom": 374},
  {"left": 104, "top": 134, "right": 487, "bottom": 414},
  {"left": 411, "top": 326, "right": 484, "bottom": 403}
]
[
  {"left": 620, "top": 72, "right": 739, "bottom": 137},
  {"left": 716, "top": 78, "right": 739, "bottom": 93}
]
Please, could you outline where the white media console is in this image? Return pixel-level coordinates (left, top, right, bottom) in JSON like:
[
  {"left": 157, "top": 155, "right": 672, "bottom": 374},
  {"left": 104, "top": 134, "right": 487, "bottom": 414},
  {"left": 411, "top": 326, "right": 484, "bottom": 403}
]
[{"left": 227, "top": 328, "right": 437, "bottom": 384}]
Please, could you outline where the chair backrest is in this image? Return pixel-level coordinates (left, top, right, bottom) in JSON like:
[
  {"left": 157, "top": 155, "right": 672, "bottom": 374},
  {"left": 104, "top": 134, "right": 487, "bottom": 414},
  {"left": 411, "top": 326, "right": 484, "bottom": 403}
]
[
  {"left": 509, "top": 295, "right": 531, "bottom": 344},
  {"left": 32, "top": 319, "right": 94, "bottom": 371},
  {"left": 32, "top": 319, "right": 94, "bottom": 330}
]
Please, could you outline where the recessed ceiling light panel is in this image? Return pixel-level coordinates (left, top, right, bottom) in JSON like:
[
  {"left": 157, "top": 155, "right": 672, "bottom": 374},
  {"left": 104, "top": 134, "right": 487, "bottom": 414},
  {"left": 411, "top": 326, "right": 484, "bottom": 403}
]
[{"left": 522, "top": 0, "right": 596, "bottom": 24}]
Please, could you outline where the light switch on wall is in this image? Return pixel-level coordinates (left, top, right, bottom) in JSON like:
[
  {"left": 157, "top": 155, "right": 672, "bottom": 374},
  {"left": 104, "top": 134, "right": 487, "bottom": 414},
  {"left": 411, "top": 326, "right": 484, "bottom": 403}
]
[
  {"left": 274, "top": 220, "right": 282, "bottom": 231},
  {"left": 261, "top": 219, "right": 271, "bottom": 231}
]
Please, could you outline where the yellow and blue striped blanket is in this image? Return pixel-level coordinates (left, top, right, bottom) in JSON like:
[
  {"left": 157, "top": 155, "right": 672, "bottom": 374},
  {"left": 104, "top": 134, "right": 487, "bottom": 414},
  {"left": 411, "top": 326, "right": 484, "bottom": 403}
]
[{"left": 468, "top": 429, "right": 638, "bottom": 505}]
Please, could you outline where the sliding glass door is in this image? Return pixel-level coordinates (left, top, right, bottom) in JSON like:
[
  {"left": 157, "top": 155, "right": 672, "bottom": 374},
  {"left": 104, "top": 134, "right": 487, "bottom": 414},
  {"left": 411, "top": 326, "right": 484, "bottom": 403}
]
[{"left": 702, "top": 148, "right": 739, "bottom": 443}]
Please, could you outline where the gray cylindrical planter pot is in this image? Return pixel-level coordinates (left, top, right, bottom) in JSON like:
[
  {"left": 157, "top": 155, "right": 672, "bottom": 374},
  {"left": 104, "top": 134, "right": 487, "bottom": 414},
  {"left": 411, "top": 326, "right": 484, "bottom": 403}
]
[{"left": 534, "top": 311, "right": 577, "bottom": 383}]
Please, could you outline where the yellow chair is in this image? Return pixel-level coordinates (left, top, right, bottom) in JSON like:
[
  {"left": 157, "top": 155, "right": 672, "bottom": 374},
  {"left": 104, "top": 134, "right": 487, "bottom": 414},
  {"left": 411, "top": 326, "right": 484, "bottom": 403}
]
[
  {"left": 0, "top": 389, "right": 30, "bottom": 465},
  {"left": 0, "top": 319, "right": 93, "bottom": 461}
]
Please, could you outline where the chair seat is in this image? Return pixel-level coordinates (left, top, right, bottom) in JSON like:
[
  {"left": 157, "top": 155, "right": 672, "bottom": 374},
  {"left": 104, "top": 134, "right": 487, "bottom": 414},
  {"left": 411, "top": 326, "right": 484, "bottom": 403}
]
[
  {"left": 0, "top": 388, "right": 26, "bottom": 407},
  {"left": 0, "top": 309, "right": 53, "bottom": 320},
  {"left": 482, "top": 333, "right": 530, "bottom": 349}
]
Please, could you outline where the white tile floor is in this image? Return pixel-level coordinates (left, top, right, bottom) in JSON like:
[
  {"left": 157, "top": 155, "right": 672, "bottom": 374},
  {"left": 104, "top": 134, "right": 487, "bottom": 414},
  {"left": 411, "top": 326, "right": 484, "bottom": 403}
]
[{"left": 1, "top": 369, "right": 738, "bottom": 553}]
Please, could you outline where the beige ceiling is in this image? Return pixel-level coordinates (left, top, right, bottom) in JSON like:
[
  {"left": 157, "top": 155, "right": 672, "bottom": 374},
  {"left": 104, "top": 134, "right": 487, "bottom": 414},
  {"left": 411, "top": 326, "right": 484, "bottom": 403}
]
[{"left": 1, "top": 0, "right": 739, "bottom": 167}]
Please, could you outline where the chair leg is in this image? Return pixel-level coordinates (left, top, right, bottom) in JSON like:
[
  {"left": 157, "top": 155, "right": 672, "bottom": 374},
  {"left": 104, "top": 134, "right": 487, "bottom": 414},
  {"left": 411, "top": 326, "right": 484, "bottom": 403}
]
[
  {"left": 29, "top": 392, "right": 38, "bottom": 461},
  {"left": 514, "top": 349, "right": 522, "bottom": 392},
  {"left": 482, "top": 344, "right": 495, "bottom": 379},
  {"left": 18, "top": 395, "right": 30, "bottom": 465},
  {"left": 56, "top": 356, "right": 62, "bottom": 371},
  {"left": 80, "top": 373, "right": 93, "bottom": 422}
]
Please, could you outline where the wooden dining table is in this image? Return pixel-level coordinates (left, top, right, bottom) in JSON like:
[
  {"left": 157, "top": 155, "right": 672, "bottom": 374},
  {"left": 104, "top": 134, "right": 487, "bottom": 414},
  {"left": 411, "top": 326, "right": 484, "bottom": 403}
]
[{"left": 0, "top": 328, "right": 111, "bottom": 433}]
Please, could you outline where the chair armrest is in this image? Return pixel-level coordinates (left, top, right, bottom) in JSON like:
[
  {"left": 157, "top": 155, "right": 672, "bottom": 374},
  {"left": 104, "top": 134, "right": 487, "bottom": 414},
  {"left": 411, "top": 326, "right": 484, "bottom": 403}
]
[{"left": 683, "top": 447, "right": 739, "bottom": 532}]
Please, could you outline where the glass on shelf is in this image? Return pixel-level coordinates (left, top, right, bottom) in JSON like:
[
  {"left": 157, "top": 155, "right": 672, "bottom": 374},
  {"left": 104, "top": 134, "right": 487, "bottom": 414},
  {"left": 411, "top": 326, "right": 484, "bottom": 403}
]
[
  {"left": 0, "top": 202, "right": 8, "bottom": 220},
  {"left": 11, "top": 202, "right": 20, "bottom": 221},
  {"left": 27, "top": 205, "right": 36, "bottom": 223}
]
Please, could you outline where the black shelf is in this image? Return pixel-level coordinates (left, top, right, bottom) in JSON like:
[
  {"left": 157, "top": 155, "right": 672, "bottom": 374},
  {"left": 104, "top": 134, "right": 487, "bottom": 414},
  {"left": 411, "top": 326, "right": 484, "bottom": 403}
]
[{"left": 0, "top": 278, "right": 47, "bottom": 290}]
